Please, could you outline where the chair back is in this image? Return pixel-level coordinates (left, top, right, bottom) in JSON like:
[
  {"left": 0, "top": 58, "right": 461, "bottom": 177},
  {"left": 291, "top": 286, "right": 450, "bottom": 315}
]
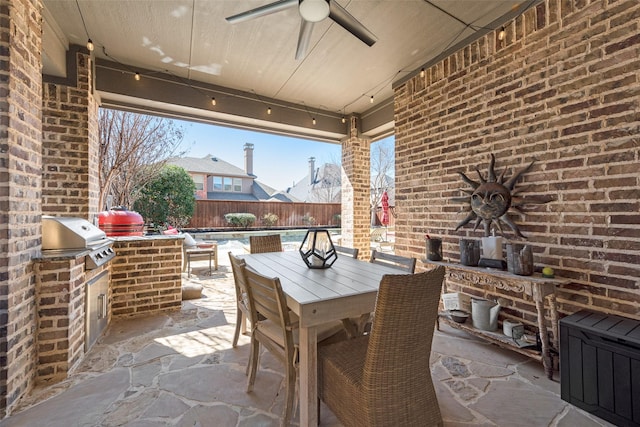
[
  {"left": 249, "top": 234, "right": 283, "bottom": 254},
  {"left": 334, "top": 245, "right": 359, "bottom": 259},
  {"left": 242, "top": 266, "right": 296, "bottom": 360},
  {"left": 228, "top": 253, "right": 251, "bottom": 313},
  {"left": 369, "top": 249, "right": 416, "bottom": 273},
  {"left": 363, "top": 266, "right": 445, "bottom": 424}
]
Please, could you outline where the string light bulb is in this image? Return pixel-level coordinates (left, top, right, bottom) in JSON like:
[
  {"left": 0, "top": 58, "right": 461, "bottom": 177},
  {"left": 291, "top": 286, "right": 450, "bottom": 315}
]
[
  {"left": 370, "top": 95, "right": 374, "bottom": 103},
  {"left": 86, "top": 39, "right": 94, "bottom": 52},
  {"left": 267, "top": 107, "right": 272, "bottom": 115},
  {"left": 312, "top": 117, "right": 316, "bottom": 125},
  {"left": 498, "top": 27, "right": 505, "bottom": 41},
  {"left": 420, "top": 68, "right": 425, "bottom": 78},
  {"left": 211, "top": 97, "right": 216, "bottom": 106},
  {"left": 341, "top": 116, "right": 346, "bottom": 124},
  {"left": 134, "top": 72, "right": 141, "bottom": 81}
]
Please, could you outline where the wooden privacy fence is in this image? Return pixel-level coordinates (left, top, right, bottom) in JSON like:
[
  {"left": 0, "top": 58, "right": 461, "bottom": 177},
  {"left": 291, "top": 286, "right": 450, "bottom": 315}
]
[{"left": 187, "top": 200, "right": 342, "bottom": 229}]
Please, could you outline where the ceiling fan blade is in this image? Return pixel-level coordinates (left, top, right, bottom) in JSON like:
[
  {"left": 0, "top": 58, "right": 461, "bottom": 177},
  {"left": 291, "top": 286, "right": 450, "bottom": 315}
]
[
  {"left": 328, "top": 0, "right": 377, "bottom": 46},
  {"left": 295, "top": 19, "right": 315, "bottom": 60},
  {"left": 226, "top": 0, "right": 298, "bottom": 24}
]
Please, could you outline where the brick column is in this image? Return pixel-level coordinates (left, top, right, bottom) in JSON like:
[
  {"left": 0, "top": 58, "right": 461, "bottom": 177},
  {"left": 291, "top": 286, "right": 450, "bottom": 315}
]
[
  {"left": 42, "top": 46, "right": 100, "bottom": 220},
  {"left": 340, "top": 116, "right": 371, "bottom": 259},
  {"left": 0, "top": 0, "right": 43, "bottom": 417}
]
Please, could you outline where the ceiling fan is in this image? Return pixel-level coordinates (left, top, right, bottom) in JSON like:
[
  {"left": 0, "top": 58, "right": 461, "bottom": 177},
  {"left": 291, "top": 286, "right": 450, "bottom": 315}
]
[{"left": 226, "top": 0, "right": 377, "bottom": 60}]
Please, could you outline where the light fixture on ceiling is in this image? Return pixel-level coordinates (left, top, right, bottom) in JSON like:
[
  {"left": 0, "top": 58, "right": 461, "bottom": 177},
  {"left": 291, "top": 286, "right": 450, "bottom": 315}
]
[
  {"left": 134, "top": 72, "right": 140, "bottom": 81},
  {"left": 299, "top": 0, "right": 330, "bottom": 22},
  {"left": 267, "top": 107, "right": 272, "bottom": 115},
  {"left": 498, "top": 27, "right": 506, "bottom": 41},
  {"left": 211, "top": 97, "right": 217, "bottom": 106},
  {"left": 76, "top": 2, "right": 94, "bottom": 54},
  {"left": 420, "top": 68, "right": 425, "bottom": 78}
]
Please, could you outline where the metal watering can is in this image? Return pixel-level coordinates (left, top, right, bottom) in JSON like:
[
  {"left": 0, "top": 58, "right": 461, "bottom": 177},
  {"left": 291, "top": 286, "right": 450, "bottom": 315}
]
[{"left": 471, "top": 298, "right": 501, "bottom": 331}]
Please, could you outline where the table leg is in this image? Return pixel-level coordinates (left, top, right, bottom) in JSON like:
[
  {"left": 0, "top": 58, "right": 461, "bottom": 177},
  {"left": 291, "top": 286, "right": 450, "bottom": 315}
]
[
  {"left": 298, "top": 326, "right": 319, "bottom": 427},
  {"left": 535, "top": 299, "right": 553, "bottom": 379},
  {"left": 548, "top": 293, "right": 559, "bottom": 351}
]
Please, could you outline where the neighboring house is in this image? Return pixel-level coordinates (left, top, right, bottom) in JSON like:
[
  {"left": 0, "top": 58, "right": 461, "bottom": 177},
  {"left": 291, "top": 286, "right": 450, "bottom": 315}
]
[
  {"left": 167, "top": 143, "right": 296, "bottom": 201},
  {"left": 286, "top": 157, "right": 341, "bottom": 203}
]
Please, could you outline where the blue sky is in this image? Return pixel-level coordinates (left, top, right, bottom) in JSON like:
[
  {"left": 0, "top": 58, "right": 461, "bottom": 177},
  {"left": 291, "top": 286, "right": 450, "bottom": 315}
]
[{"left": 176, "top": 120, "right": 391, "bottom": 191}]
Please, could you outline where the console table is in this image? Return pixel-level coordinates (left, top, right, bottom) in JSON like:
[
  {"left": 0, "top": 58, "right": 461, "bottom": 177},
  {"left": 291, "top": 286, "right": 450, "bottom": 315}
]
[{"left": 426, "top": 261, "right": 569, "bottom": 379}]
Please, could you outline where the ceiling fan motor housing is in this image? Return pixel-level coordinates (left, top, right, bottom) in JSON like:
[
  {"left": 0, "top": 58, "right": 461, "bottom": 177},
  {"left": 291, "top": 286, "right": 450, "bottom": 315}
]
[{"left": 299, "top": 0, "right": 330, "bottom": 22}]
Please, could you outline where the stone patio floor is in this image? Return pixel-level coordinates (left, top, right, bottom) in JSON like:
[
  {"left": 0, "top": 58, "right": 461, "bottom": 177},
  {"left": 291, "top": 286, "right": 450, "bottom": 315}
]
[{"left": 1, "top": 242, "right": 614, "bottom": 427}]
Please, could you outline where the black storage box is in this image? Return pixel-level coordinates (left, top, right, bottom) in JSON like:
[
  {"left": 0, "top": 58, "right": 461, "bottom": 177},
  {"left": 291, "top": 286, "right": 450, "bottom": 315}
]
[{"left": 560, "top": 310, "right": 640, "bottom": 427}]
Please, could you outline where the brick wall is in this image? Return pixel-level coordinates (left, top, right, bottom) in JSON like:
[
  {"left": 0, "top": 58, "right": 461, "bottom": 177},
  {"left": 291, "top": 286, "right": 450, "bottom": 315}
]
[
  {"left": 34, "top": 260, "right": 108, "bottom": 385},
  {"left": 0, "top": 0, "right": 43, "bottom": 416},
  {"left": 394, "top": 0, "right": 639, "bottom": 319},
  {"left": 42, "top": 47, "right": 100, "bottom": 219},
  {"left": 340, "top": 116, "right": 371, "bottom": 259},
  {"left": 110, "top": 237, "right": 183, "bottom": 317}
]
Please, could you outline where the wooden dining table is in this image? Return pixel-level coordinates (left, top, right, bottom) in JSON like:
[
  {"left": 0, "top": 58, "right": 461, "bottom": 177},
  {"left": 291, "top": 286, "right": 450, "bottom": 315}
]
[{"left": 241, "top": 250, "right": 402, "bottom": 427}]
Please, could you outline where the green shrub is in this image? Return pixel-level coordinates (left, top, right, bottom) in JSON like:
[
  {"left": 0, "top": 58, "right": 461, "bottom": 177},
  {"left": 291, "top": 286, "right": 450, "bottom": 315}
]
[
  {"left": 333, "top": 213, "right": 341, "bottom": 226},
  {"left": 224, "top": 213, "right": 256, "bottom": 228},
  {"left": 261, "top": 213, "right": 279, "bottom": 227},
  {"left": 133, "top": 165, "right": 196, "bottom": 229}
]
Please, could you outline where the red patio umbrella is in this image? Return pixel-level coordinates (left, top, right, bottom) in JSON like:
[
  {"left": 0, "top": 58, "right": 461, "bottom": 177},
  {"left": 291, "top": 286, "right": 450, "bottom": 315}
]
[{"left": 381, "top": 191, "right": 390, "bottom": 226}]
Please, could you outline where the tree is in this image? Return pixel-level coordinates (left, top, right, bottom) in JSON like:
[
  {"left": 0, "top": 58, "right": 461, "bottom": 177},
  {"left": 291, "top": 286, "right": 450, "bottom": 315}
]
[
  {"left": 98, "top": 109, "right": 185, "bottom": 210},
  {"left": 370, "top": 137, "right": 395, "bottom": 226},
  {"left": 133, "top": 165, "right": 196, "bottom": 229},
  {"left": 310, "top": 163, "right": 342, "bottom": 203}
]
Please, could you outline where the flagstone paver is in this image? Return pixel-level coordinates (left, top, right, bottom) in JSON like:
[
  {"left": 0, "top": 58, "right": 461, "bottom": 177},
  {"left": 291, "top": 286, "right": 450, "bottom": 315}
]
[{"left": 0, "top": 242, "right": 612, "bottom": 427}]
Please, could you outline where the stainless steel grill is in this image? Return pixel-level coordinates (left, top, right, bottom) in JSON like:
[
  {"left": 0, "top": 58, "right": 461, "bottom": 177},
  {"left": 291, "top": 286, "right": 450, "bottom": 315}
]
[{"left": 42, "top": 216, "right": 115, "bottom": 269}]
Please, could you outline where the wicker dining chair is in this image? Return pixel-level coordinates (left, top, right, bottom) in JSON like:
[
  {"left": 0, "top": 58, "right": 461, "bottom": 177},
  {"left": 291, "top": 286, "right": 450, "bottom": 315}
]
[
  {"left": 318, "top": 266, "right": 446, "bottom": 427},
  {"left": 349, "top": 250, "right": 418, "bottom": 336},
  {"left": 334, "top": 245, "right": 359, "bottom": 259},
  {"left": 249, "top": 234, "right": 283, "bottom": 254},
  {"left": 369, "top": 249, "right": 416, "bottom": 273},
  {"left": 242, "top": 265, "right": 345, "bottom": 427}
]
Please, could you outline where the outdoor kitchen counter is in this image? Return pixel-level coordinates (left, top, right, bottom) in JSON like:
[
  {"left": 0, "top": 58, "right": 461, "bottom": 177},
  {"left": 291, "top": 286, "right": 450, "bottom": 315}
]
[
  {"left": 36, "top": 247, "right": 92, "bottom": 261},
  {"left": 109, "top": 234, "right": 184, "bottom": 317},
  {"left": 108, "top": 234, "right": 185, "bottom": 242}
]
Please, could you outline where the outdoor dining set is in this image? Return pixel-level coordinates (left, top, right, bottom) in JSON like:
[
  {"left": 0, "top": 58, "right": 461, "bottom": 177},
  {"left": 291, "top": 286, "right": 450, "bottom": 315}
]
[{"left": 229, "top": 233, "right": 445, "bottom": 427}]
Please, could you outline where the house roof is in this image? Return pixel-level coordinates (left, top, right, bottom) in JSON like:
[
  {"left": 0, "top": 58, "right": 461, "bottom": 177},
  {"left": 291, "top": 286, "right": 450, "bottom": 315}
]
[
  {"left": 168, "top": 155, "right": 252, "bottom": 178},
  {"left": 287, "top": 163, "right": 341, "bottom": 203}
]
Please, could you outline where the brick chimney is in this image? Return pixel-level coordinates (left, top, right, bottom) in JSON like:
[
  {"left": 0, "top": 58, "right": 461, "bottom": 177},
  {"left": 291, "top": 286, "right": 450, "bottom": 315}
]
[
  {"left": 244, "top": 143, "right": 254, "bottom": 176},
  {"left": 309, "top": 157, "right": 316, "bottom": 185}
]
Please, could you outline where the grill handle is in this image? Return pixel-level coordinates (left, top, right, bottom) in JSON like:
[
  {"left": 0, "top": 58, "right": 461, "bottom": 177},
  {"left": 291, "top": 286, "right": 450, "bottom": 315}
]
[{"left": 98, "top": 293, "right": 107, "bottom": 320}]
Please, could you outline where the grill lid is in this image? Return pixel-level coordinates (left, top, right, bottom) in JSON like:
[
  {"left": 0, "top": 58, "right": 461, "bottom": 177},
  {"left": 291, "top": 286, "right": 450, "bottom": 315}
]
[{"left": 42, "top": 216, "right": 110, "bottom": 250}]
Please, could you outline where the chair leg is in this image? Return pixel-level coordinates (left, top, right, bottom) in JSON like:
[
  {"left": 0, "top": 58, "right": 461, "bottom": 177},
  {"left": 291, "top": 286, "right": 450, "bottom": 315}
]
[
  {"left": 246, "top": 337, "right": 260, "bottom": 392},
  {"left": 232, "top": 306, "right": 242, "bottom": 348},
  {"left": 282, "top": 361, "right": 296, "bottom": 427}
]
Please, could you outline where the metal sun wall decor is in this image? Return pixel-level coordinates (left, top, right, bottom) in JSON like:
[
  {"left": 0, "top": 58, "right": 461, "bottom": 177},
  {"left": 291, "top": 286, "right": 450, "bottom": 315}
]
[{"left": 452, "top": 154, "right": 548, "bottom": 239}]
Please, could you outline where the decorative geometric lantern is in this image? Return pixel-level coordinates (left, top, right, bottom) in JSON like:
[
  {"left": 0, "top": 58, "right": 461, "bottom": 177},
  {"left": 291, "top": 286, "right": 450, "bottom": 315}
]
[{"left": 299, "top": 229, "right": 337, "bottom": 269}]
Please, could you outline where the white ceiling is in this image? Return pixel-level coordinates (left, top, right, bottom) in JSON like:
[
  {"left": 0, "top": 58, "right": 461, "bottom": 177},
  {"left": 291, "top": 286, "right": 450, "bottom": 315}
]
[{"left": 42, "top": 0, "right": 535, "bottom": 142}]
